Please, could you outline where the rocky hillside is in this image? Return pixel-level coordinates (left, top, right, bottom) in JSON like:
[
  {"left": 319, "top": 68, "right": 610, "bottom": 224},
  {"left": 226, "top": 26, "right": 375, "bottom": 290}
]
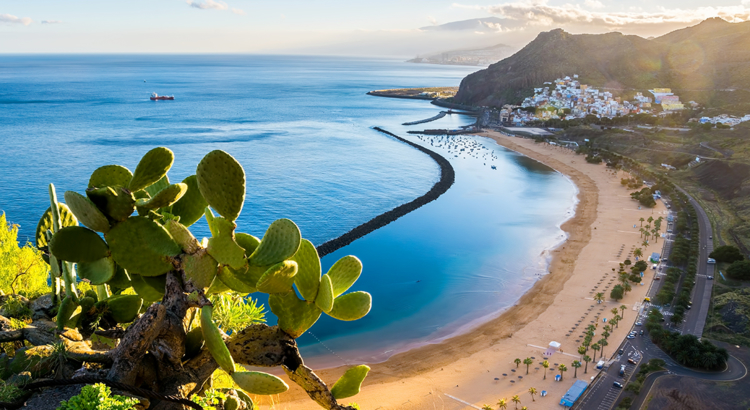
[{"left": 454, "top": 18, "right": 750, "bottom": 107}]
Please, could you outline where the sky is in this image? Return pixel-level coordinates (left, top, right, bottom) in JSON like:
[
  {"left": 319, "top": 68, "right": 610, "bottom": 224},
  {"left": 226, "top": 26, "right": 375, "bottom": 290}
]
[{"left": 2, "top": 0, "right": 750, "bottom": 55}]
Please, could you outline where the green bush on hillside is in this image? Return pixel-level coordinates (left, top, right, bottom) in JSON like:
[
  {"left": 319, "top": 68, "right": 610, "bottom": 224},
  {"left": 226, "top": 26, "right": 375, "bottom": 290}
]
[
  {"left": 710, "top": 245, "right": 745, "bottom": 264},
  {"left": 0, "top": 213, "right": 49, "bottom": 298},
  {"left": 57, "top": 383, "right": 138, "bottom": 410},
  {"left": 727, "top": 260, "right": 750, "bottom": 280}
]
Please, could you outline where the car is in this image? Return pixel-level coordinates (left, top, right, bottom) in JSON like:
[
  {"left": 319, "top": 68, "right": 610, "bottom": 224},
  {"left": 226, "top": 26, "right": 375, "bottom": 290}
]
[
  {"left": 709, "top": 235, "right": 713, "bottom": 239},
  {"left": 640, "top": 330, "right": 644, "bottom": 335},
  {"left": 708, "top": 276, "right": 714, "bottom": 280},
  {"left": 618, "top": 349, "right": 624, "bottom": 355},
  {"left": 627, "top": 335, "right": 635, "bottom": 339},
  {"left": 635, "top": 322, "right": 643, "bottom": 326},
  {"left": 628, "top": 358, "right": 637, "bottom": 365},
  {"left": 613, "top": 382, "right": 623, "bottom": 388},
  {"left": 619, "top": 365, "right": 626, "bottom": 376}
]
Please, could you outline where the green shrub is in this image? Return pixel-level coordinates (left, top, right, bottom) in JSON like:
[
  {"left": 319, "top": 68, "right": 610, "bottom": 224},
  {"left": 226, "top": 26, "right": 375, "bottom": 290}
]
[
  {"left": 709, "top": 246, "right": 744, "bottom": 263},
  {"left": 727, "top": 260, "right": 750, "bottom": 280},
  {"left": 57, "top": 383, "right": 138, "bottom": 410},
  {"left": 0, "top": 213, "right": 49, "bottom": 298}
]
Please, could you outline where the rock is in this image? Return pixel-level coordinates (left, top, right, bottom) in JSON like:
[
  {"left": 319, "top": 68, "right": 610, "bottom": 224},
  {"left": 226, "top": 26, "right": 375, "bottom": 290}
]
[
  {"left": 31, "top": 293, "right": 56, "bottom": 319},
  {"left": 7, "top": 371, "right": 32, "bottom": 386}
]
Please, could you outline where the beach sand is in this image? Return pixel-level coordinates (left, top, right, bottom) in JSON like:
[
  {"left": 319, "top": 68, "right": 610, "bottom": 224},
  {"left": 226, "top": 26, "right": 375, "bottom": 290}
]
[{"left": 260, "top": 131, "right": 668, "bottom": 409}]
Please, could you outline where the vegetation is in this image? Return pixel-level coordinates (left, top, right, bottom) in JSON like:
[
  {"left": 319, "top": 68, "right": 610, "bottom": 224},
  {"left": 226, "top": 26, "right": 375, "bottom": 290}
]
[
  {"left": 630, "top": 187, "right": 657, "bottom": 208},
  {"left": 57, "top": 383, "right": 139, "bottom": 410},
  {"left": 645, "top": 309, "right": 728, "bottom": 370},
  {"left": 0, "top": 213, "right": 49, "bottom": 299},
  {"left": 709, "top": 245, "right": 745, "bottom": 264},
  {"left": 623, "top": 358, "right": 666, "bottom": 395},
  {"left": 726, "top": 260, "right": 750, "bottom": 280}
]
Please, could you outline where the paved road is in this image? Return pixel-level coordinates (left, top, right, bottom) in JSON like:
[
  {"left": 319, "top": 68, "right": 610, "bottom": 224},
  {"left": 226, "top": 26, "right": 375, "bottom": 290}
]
[
  {"left": 575, "top": 343, "right": 642, "bottom": 410},
  {"left": 676, "top": 187, "right": 716, "bottom": 337}
]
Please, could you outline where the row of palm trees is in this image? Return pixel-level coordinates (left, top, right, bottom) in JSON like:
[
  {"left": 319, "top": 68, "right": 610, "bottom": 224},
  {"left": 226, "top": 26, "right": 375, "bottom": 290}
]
[
  {"left": 638, "top": 216, "right": 664, "bottom": 245},
  {"left": 483, "top": 387, "right": 540, "bottom": 410}
]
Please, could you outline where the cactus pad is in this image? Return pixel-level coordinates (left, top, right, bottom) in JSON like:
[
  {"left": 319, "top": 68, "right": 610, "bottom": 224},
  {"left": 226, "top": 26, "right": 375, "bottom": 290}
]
[
  {"left": 248, "top": 219, "right": 301, "bottom": 267},
  {"left": 77, "top": 256, "right": 116, "bottom": 285},
  {"left": 327, "top": 256, "right": 362, "bottom": 297},
  {"left": 201, "top": 305, "right": 235, "bottom": 374},
  {"left": 105, "top": 294, "right": 143, "bottom": 323},
  {"left": 130, "top": 274, "right": 166, "bottom": 303},
  {"left": 231, "top": 371, "right": 289, "bottom": 395},
  {"left": 50, "top": 226, "right": 109, "bottom": 263},
  {"left": 235, "top": 233, "right": 260, "bottom": 255},
  {"left": 108, "top": 265, "right": 132, "bottom": 289},
  {"left": 86, "top": 186, "right": 136, "bottom": 221},
  {"left": 144, "top": 175, "right": 170, "bottom": 198},
  {"left": 330, "top": 365, "right": 370, "bottom": 400},
  {"left": 327, "top": 291, "right": 371, "bottom": 321},
  {"left": 164, "top": 219, "right": 201, "bottom": 254},
  {"left": 56, "top": 296, "right": 79, "bottom": 331},
  {"left": 35, "top": 203, "right": 78, "bottom": 249},
  {"left": 217, "top": 265, "right": 257, "bottom": 294},
  {"left": 269, "top": 291, "right": 322, "bottom": 339},
  {"left": 64, "top": 191, "right": 110, "bottom": 233},
  {"left": 206, "top": 216, "right": 247, "bottom": 270},
  {"left": 184, "top": 326, "right": 204, "bottom": 358},
  {"left": 256, "top": 261, "right": 298, "bottom": 294},
  {"left": 196, "top": 150, "right": 246, "bottom": 222},
  {"left": 128, "top": 147, "right": 175, "bottom": 192},
  {"left": 106, "top": 216, "right": 181, "bottom": 277},
  {"left": 206, "top": 275, "right": 231, "bottom": 294},
  {"left": 183, "top": 250, "right": 218, "bottom": 289},
  {"left": 314, "top": 274, "right": 334, "bottom": 313},
  {"left": 291, "top": 239, "right": 321, "bottom": 301},
  {"left": 170, "top": 175, "right": 208, "bottom": 227},
  {"left": 136, "top": 183, "right": 187, "bottom": 210},
  {"left": 88, "top": 165, "right": 133, "bottom": 188}
]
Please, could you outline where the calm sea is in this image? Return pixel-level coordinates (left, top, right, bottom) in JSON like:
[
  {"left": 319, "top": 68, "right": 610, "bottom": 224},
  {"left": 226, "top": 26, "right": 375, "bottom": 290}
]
[{"left": 0, "top": 55, "right": 576, "bottom": 365}]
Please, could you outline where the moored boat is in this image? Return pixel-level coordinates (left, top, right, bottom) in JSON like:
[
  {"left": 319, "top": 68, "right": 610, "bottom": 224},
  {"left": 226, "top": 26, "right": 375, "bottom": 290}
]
[{"left": 150, "top": 92, "right": 174, "bottom": 101}]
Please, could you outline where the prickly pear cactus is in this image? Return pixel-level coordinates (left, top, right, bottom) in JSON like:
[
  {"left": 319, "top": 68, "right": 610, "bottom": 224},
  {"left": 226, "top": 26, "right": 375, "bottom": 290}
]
[{"left": 39, "top": 147, "right": 373, "bottom": 405}]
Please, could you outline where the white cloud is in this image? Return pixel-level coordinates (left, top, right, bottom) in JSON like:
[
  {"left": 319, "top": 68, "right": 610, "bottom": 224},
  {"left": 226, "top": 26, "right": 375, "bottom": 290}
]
[
  {"left": 428, "top": 15, "right": 438, "bottom": 25},
  {"left": 41, "top": 20, "right": 62, "bottom": 24},
  {"left": 584, "top": 0, "right": 605, "bottom": 9},
  {"left": 0, "top": 14, "right": 32, "bottom": 26},
  {"left": 231, "top": 8, "right": 245, "bottom": 15},
  {"left": 454, "top": 1, "right": 750, "bottom": 29},
  {"left": 186, "top": 0, "right": 229, "bottom": 10}
]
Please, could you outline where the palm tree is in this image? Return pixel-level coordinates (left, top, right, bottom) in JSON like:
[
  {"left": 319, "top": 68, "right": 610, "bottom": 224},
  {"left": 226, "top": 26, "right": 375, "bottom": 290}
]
[
  {"left": 558, "top": 364, "right": 567, "bottom": 381},
  {"left": 583, "top": 355, "right": 591, "bottom": 373},
  {"left": 599, "top": 339, "right": 609, "bottom": 358},
  {"left": 591, "top": 343, "right": 600, "bottom": 361},
  {"left": 542, "top": 360, "right": 550, "bottom": 379},
  {"left": 523, "top": 357, "right": 533, "bottom": 374},
  {"left": 514, "top": 358, "right": 521, "bottom": 368},
  {"left": 594, "top": 292, "right": 604, "bottom": 304},
  {"left": 497, "top": 398, "right": 508, "bottom": 410},
  {"left": 528, "top": 387, "right": 537, "bottom": 402},
  {"left": 578, "top": 345, "right": 587, "bottom": 358},
  {"left": 611, "top": 308, "right": 619, "bottom": 317},
  {"left": 511, "top": 395, "right": 521, "bottom": 409},
  {"left": 642, "top": 240, "right": 649, "bottom": 248},
  {"left": 647, "top": 216, "right": 653, "bottom": 225},
  {"left": 572, "top": 360, "right": 582, "bottom": 378},
  {"left": 521, "top": 407, "right": 528, "bottom": 410},
  {"left": 639, "top": 217, "right": 644, "bottom": 227},
  {"left": 620, "top": 304, "right": 627, "bottom": 319},
  {"left": 482, "top": 405, "right": 493, "bottom": 410},
  {"left": 633, "top": 247, "right": 643, "bottom": 259}
]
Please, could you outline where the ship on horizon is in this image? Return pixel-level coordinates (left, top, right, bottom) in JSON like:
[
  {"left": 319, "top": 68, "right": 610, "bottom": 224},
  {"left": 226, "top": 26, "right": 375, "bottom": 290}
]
[{"left": 150, "top": 92, "right": 174, "bottom": 101}]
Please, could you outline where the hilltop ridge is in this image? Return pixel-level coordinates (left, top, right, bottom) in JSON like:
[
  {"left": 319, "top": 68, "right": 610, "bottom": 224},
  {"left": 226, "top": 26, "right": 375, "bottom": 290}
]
[{"left": 454, "top": 18, "right": 750, "bottom": 108}]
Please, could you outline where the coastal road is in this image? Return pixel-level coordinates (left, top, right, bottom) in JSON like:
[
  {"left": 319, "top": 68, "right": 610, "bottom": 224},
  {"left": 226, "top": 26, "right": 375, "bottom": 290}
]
[
  {"left": 676, "top": 187, "right": 715, "bottom": 338},
  {"left": 574, "top": 343, "right": 641, "bottom": 410}
]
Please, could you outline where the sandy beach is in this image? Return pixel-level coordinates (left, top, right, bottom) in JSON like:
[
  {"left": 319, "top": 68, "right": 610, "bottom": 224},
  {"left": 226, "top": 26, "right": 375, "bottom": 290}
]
[{"left": 262, "top": 131, "right": 668, "bottom": 409}]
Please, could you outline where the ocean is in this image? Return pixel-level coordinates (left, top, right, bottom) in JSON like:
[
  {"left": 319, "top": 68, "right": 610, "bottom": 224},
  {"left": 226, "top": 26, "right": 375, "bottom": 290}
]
[{"left": 0, "top": 55, "right": 576, "bottom": 366}]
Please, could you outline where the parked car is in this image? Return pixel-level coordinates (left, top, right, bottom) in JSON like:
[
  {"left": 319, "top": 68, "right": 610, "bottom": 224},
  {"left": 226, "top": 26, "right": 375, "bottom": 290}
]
[
  {"left": 628, "top": 358, "right": 637, "bottom": 365},
  {"left": 635, "top": 321, "right": 643, "bottom": 326},
  {"left": 619, "top": 365, "right": 626, "bottom": 376},
  {"left": 640, "top": 330, "right": 644, "bottom": 335},
  {"left": 613, "top": 382, "right": 623, "bottom": 388},
  {"left": 708, "top": 276, "right": 714, "bottom": 280},
  {"left": 618, "top": 349, "right": 624, "bottom": 355},
  {"left": 627, "top": 335, "right": 635, "bottom": 339}
]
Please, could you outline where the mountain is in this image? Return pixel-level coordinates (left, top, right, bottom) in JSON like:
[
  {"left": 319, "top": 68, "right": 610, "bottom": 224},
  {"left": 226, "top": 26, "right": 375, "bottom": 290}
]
[
  {"left": 454, "top": 18, "right": 750, "bottom": 108},
  {"left": 419, "top": 17, "right": 505, "bottom": 33},
  {"left": 407, "top": 43, "right": 514, "bottom": 66}
]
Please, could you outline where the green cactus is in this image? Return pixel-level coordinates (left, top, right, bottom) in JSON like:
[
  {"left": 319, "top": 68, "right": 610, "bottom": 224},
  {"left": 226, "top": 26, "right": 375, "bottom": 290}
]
[
  {"left": 89, "top": 165, "right": 133, "bottom": 188},
  {"left": 170, "top": 175, "right": 208, "bottom": 227},
  {"left": 216, "top": 265, "right": 257, "bottom": 294},
  {"left": 86, "top": 186, "right": 136, "bottom": 222},
  {"left": 248, "top": 219, "right": 301, "bottom": 267},
  {"left": 105, "top": 295, "right": 143, "bottom": 323},
  {"left": 256, "top": 261, "right": 298, "bottom": 294},
  {"left": 144, "top": 175, "right": 170, "bottom": 198},
  {"left": 108, "top": 265, "right": 132, "bottom": 289},
  {"left": 330, "top": 365, "right": 370, "bottom": 400},
  {"left": 201, "top": 305, "right": 235, "bottom": 374},
  {"left": 56, "top": 296, "right": 79, "bottom": 331},
  {"left": 269, "top": 291, "right": 322, "bottom": 339},
  {"left": 235, "top": 233, "right": 260, "bottom": 255},
  {"left": 136, "top": 183, "right": 188, "bottom": 210},
  {"left": 233, "top": 390, "right": 254, "bottom": 410},
  {"left": 224, "top": 396, "right": 240, "bottom": 410},
  {"left": 206, "top": 214, "right": 247, "bottom": 270},
  {"left": 231, "top": 371, "right": 289, "bottom": 395},
  {"left": 327, "top": 291, "right": 371, "bottom": 321},
  {"left": 314, "top": 274, "right": 334, "bottom": 313},
  {"left": 326, "top": 255, "right": 362, "bottom": 297},
  {"left": 130, "top": 274, "right": 167, "bottom": 303},
  {"left": 77, "top": 256, "right": 116, "bottom": 285},
  {"left": 128, "top": 147, "right": 175, "bottom": 192},
  {"left": 184, "top": 326, "right": 205, "bottom": 359},
  {"left": 164, "top": 219, "right": 201, "bottom": 254},
  {"left": 196, "top": 150, "right": 246, "bottom": 222},
  {"left": 106, "top": 216, "right": 181, "bottom": 277},
  {"left": 64, "top": 191, "right": 111, "bottom": 233},
  {"left": 206, "top": 275, "right": 231, "bottom": 294},
  {"left": 291, "top": 239, "right": 321, "bottom": 301},
  {"left": 50, "top": 226, "right": 109, "bottom": 263},
  {"left": 183, "top": 251, "right": 219, "bottom": 289},
  {"left": 35, "top": 203, "right": 78, "bottom": 249}
]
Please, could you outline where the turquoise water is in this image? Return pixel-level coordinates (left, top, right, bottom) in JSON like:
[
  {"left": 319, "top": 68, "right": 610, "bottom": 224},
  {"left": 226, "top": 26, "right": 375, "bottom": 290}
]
[{"left": 0, "top": 55, "right": 575, "bottom": 365}]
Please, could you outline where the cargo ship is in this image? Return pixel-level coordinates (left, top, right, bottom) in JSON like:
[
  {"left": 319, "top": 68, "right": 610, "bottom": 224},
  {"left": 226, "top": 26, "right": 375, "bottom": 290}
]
[{"left": 150, "top": 93, "right": 174, "bottom": 101}]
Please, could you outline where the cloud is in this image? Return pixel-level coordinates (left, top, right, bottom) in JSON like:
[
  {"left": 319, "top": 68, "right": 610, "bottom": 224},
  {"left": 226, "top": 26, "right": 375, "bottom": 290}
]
[
  {"left": 584, "top": 0, "right": 604, "bottom": 9},
  {"left": 0, "top": 14, "right": 32, "bottom": 26},
  {"left": 454, "top": 0, "right": 750, "bottom": 30},
  {"left": 231, "top": 8, "right": 245, "bottom": 15},
  {"left": 428, "top": 15, "right": 438, "bottom": 25},
  {"left": 41, "top": 20, "right": 62, "bottom": 24},
  {"left": 186, "top": 0, "right": 229, "bottom": 10}
]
